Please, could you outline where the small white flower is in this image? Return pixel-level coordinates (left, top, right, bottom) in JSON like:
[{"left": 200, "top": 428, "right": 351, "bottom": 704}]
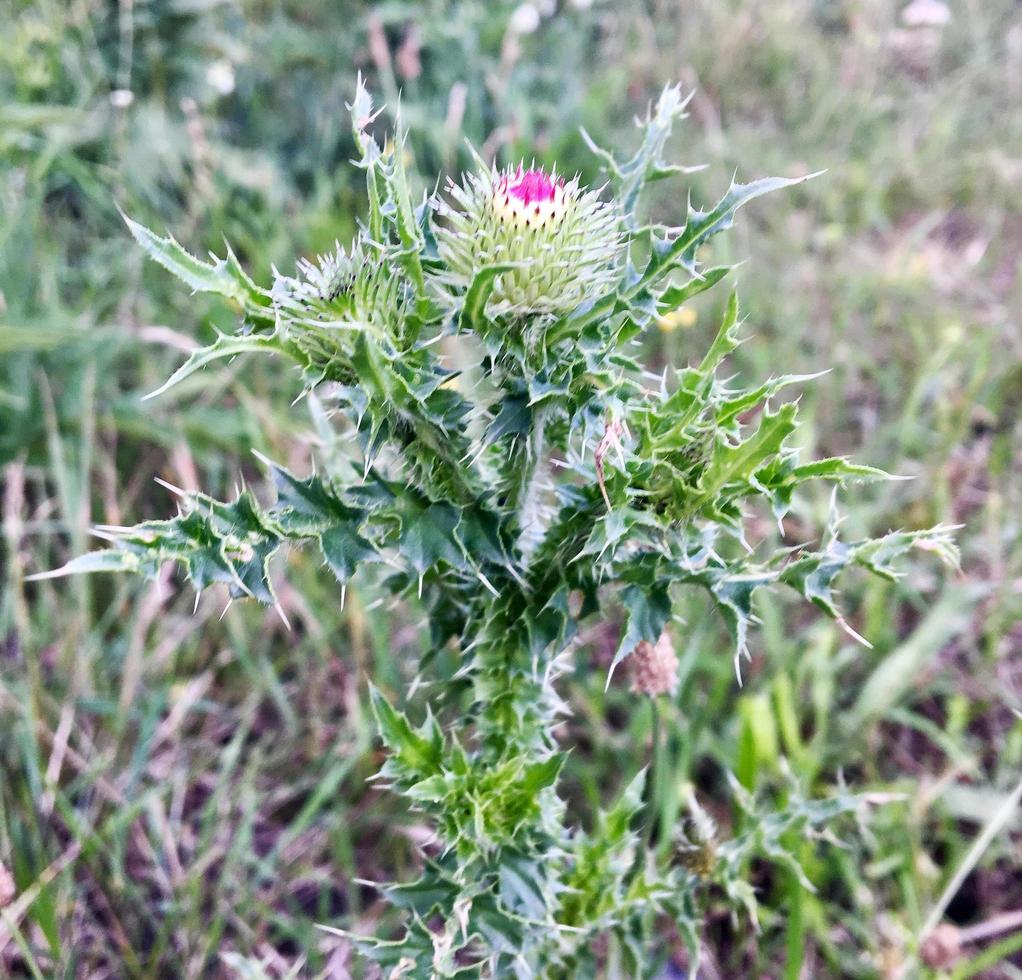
[
  {"left": 509, "top": 3, "right": 541, "bottom": 36},
  {"left": 901, "top": 0, "right": 951, "bottom": 27},
  {"left": 109, "top": 89, "right": 134, "bottom": 109},
  {"left": 206, "top": 59, "right": 236, "bottom": 96}
]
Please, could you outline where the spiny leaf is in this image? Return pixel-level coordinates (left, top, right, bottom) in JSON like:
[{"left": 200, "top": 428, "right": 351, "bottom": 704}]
[
  {"left": 142, "top": 332, "right": 284, "bottom": 401},
  {"left": 670, "top": 173, "right": 823, "bottom": 270},
  {"left": 657, "top": 265, "right": 732, "bottom": 311},
  {"left": 636, "top": 171, "right": 822, "bottom": 293},
  {"left": 123, "top": 214, "right": 268, "bottom": 314},
  {"left": 691, "top": 402, "right": 799, "bottom": 513},
  {"left": 398, "top": 500, "right": 466, "bottom": 576},
  {"left": 584, "top": 83, "right": 698, "bottom": 225},
  {"left": 697, "top": 288, "right": 742, "bottom": 375},
  {"left": 369, "top": 686, "right": 444, "bottom": 778}
]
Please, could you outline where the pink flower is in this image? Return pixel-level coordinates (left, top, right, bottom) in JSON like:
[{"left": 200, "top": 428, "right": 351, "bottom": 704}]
[
  {"left": 503, "top": 168, "right": 559, "bottom": 206},
  {"left": 492, "top": 167, "right": 567, "bottom": 230}
]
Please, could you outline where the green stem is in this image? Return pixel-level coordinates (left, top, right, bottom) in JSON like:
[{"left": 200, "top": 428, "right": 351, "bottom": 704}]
[{"left": 643, "top": 697, "right": 663, "bottom": 853}]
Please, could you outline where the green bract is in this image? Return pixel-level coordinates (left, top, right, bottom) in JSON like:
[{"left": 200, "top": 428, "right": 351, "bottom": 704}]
[{"left": 46, "top": 80, "right": 957, "bottom": 978}]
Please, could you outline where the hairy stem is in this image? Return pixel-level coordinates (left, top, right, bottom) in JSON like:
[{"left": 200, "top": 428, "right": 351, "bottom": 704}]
[{"left": 510, "top": 403, "right": 551, "bottom": 558}]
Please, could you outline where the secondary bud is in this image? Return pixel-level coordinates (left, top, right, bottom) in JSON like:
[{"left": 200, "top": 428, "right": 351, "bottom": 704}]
[
  {"left": 628, "top": 630, "right": 679, "bottom": 698},
  {"left": 434, "top": 163, "right": 622, "bottom": 319}
]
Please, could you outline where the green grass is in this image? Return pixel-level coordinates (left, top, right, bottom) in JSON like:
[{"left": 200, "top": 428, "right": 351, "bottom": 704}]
[{"left": 2, "top": 0, "right": 1020, "bottom": 976}]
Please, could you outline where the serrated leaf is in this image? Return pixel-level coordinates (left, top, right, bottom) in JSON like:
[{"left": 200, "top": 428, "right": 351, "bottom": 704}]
[
  {"left": 690, "top": 402, "right": 799, "bottom": 515},
  {"left": 470, "top": 896, "right": 525, "bottom": 955},
  {"left": 668, "top": 173, "right": 822, "bottom": 271},
  {"left": 657, "top": 265, "right": 732, "bottom": 311},
  {"left": 143, "top": 332, "right": 283, "bottom": 401},
  {"left": 601, "top": 769, "right": 647, "bottom": 843},
  {"left": 383, "top": 873, "right": 459, "bottom": 915},
  {"left": 319, "top": 522, "right": 377, "bottom": 584},
  {"left": 697, "top": 288, "right": 742, "bottom": 376},
  {"left": 398, "top": 500, "right": 466, "bottom": 576},
  {"left": 369, "top": 687, "right": 443, "bottom": 778},
  {"left": 519, "top": 755, "right": 564, "bottom": 796},
  {"left": 498, "top": 853, "right": 549, "bottom": 920},
  {"left": 787, "top": 457, "right": 889, "bottom": 482},
  {"left": 124, "top": 214, "right": 268, "bottom": 313}
]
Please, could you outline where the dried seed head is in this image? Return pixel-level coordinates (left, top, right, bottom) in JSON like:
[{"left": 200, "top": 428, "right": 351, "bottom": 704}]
[
  {"left": 678, "top": 837, "right": 718, "bottom": 879},
  {"left": 0, "top": 861, "right": 14, "bottom": 908},
  {"left": 677, "top": 786, "right": 718, "bottom": 878},
  {"left": 434, "top": 163, "right": 622, "bottom": 319},
  {"left": 629, "top": 630, "right": 679, "bottom": 698},
  {"left": 920, "top": 924, "right": 961, "bottom": 970}
]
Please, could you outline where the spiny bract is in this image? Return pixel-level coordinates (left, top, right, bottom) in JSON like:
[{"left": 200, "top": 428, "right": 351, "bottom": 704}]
[
  {"left": 433, "top": 163, "right": 622, "bottom": 319},
  {"left": 269, "top": 236, "right": 408, "bottom": 374},
  {"left": 271, "top": 236, "right": 404, "bottom": 330}
]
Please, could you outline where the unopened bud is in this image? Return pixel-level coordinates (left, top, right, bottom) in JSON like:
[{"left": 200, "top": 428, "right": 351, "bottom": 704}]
[
  {"left": 435, "top": 163, "right": 622, "bottom": 319},
  {"left": 629, "top": 630, "right": 679, "bottom": 698}
]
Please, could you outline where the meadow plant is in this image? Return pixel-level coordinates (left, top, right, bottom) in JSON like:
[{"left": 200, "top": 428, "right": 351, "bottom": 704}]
[{"left": 51, "top": 81, "right": 957, "bottom": 976}]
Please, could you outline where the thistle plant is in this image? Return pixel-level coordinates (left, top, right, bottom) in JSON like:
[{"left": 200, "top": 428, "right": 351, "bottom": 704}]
[{"left": 48, "top": 81, "right": 958, "bottom": 977}]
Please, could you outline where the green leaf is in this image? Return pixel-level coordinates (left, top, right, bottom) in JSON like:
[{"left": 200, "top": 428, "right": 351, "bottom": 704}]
[
  {"left": 697, "top": 288, "right": 742, "bottom": 375},
  {"left": 461, "top": 263, "right": 525, "bottom": 332},
  {"left": 657, "top": 265, "right": 732, "bottom": 311},
  {"left": 383, "top": 872, "right": 458, "bottom": 915},
  {"left": 319, "top": 522, "right": 377, "bottom": 584},
  {"left": 601, "top": 769, "right": 647, "bottom": 843},
  {"left": 498, "top": 853, "right": 550, "bottom": 920},
  {"left": 668, "top": 173, "right": 823, "bottom": 272},
  {"left": 470, "top": 896, "right": 526, "bottom": 955},
  {"left": 786, "top": 458, "right": 888, "bottom": 481},
  {"left": 584, "top": 83, "right": 698, "bottom": 225},
  {"left": 398, "top": 500, "right": 466, "bottom": 576},
  {"left": 608, "top": 583, "right": 672, "bottom": 685},
  {"left": 519, "top": 755, "right": 565, "bottom": 797},
  {"left": 123, "top": 214, "right": 268, "bottom": 313},
  {"left": 691, "top": 402, "right": 799, "bottom": 514},
  {"left": 25, "top": 549, "right": 140, "bottom": 581},
  {"left": 369, "top": 687, "right": 443, "bottom": 778},
  {"left": 142, "top": 332, "right": 284, "bottom": 401}
]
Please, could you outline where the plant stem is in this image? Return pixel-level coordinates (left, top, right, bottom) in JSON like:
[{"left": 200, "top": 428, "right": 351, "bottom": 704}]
[
  {"left": 643, "top": 697, "right": 663, "bottom": 854},
  {"left": 514, "top": 403, "right": 549, "bottom": 558}
]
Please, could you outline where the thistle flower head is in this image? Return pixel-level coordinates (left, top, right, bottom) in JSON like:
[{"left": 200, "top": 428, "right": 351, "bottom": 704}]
[{"left": 434, "top": 162, "right": 622, "bottom": 319}]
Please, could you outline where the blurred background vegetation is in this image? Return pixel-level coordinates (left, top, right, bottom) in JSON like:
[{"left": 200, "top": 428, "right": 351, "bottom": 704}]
[{"left": 1, "top": 0, "right": 1020, "bottom": 976}]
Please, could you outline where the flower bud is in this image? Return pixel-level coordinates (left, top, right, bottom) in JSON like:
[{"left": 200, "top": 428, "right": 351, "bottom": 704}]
[
  {"left": 434, "top": 164, "right": 621, "bottom": 319},
  {"left": 628, "top": 630, "right": 679, "bottom": 698}
]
